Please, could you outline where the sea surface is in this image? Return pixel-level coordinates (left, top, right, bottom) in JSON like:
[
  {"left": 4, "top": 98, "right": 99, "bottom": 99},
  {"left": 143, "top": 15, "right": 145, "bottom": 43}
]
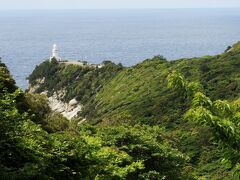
[{"left": 0, "top": 9, "right": 240, "bottom": 89}]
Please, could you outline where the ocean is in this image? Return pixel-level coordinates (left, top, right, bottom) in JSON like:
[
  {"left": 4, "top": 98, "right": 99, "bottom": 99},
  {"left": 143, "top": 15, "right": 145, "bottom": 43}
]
[{"left": 0, "top": 9, "right": 240, "bottom": 89}]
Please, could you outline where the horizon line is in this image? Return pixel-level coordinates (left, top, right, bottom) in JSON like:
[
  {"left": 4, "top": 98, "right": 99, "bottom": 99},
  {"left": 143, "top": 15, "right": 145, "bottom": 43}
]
[{"left": 0, "top": 7, "right": 240, "bottom": 10}]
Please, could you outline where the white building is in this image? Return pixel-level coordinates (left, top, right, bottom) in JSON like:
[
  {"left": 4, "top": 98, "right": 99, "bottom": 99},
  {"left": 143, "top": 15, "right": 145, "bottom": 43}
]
[{"left": 50, "top": 44, "right": 61, "bottom": 61}]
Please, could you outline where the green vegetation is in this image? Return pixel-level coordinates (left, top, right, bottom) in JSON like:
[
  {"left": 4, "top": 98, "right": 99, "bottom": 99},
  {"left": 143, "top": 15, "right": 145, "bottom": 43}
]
[
  {"left": 2, "top": 41, "right": 240, "bottom": 179},
  {"left": 28, "top": 59, "right": 123, "bottom": 104},
  {"left": 84, "top": 44, "right": 240, "bottom": 125},
  {"left": 0, "top": 59, "right": 17, "bottom": 93},
  {"left": 1, "top": 61, "right": 189, "bottom": 179},
  {"left": 167, "top": 71, "right": 240, "bottom": 178}
]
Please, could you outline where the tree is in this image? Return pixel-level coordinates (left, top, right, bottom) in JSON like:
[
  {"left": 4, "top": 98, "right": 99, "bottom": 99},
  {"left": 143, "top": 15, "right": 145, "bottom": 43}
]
[{"left": 167, "top": 71, "right": 240, "bottom": 179}]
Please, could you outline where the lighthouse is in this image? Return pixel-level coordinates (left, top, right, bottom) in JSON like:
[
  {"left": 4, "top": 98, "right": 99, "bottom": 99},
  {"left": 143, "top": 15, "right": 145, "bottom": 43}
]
[{"left": 50, "top": 43, "right": 61, "bottom": 61}]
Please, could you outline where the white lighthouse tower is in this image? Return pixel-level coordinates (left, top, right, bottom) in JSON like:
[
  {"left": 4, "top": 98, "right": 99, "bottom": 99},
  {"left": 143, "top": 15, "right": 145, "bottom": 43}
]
[{"left": 50, "top": 43, "right": 61, "bottom": 61}]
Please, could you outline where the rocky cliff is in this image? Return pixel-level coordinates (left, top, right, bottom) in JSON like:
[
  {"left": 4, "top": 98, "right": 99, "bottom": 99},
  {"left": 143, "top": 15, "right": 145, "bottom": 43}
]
[{"left": 27, "top": 60, "right": 123, "bottom": 120}]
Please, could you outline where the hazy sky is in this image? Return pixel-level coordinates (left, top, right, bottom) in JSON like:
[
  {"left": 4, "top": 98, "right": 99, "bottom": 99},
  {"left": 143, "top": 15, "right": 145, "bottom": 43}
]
[{"left": 0, "top": 0, "right": 239, "bottom": 9}]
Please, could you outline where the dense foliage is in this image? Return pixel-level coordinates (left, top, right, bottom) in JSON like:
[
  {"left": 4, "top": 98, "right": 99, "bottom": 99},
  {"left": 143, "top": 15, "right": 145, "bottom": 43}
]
[
  {"left": 83, "top": 43, "right": 240, "bottom": 125},
  {"left": 0, "top": 59, "right": 17, "bottom": 93},
  {"left": 29, "top": 44, "right": 240, "bottom": 127},
  {"left": 2, "top": 41, "right": 240, "bottom": 179},
  {"left": 1, "top": 61, "right": 189, "bottom": 179},
  {"left": 168, "top": 71, "right": 240, "bottom": 178},
  {"left": 28, "top": 60, "right": 123, "bottom": 104}
]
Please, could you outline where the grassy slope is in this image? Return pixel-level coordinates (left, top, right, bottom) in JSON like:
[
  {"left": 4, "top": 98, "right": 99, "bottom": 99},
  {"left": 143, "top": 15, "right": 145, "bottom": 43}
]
[
  {"left": 27, "top": 42, "right": 240, "bottom": 178},
  {"left": 81, "top": 42, "right": 240, "bottom": 178},
  {"left": 0, "top": 61, "right": 192, "bottom": 179},
  {"left": 81, "top": 42, "right": 240, "bottom": 126},
  {"left": 29, "top": 43, "right": 240, "bottom": 125}
]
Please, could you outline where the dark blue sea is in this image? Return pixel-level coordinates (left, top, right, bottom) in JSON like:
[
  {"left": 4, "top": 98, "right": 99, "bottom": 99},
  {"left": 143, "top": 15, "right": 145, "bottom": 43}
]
[{"left": 0, "top": 9, "right": 240, "bottom": 89}]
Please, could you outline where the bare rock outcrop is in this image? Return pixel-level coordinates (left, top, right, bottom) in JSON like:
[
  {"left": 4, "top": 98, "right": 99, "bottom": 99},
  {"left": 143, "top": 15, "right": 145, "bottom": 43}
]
[
  {"left": 29, "top": 79, "right": 82, "bottom": 120},
  {"left": 48, "top": 96, "right": 82, "bottom": 120}
]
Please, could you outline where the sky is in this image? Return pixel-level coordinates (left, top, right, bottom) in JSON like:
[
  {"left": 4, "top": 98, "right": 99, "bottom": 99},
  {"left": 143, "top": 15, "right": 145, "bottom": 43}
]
[{"left": 0, "top": 0, "right": 239, "bottom": 9}]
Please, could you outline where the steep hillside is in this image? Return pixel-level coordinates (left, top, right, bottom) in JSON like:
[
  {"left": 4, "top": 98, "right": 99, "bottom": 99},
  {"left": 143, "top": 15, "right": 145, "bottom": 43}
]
[
  {"left": 28, "top": 59, "right": 123, "bottom": 119},
  {"left": 29, "top": 42, "right": 240, "bottom": 126},
  {"left": 26, "top": 42, "right": 240, "bottom": 179},
  {"left": 1, "top": 60, "right": 193, "bottom": 179},
  {"left": 77, "top": 42, "right": 240, "bottom": 126},
  {"left": 28, "top": 60, "right": 123, "bottom": 103}
]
